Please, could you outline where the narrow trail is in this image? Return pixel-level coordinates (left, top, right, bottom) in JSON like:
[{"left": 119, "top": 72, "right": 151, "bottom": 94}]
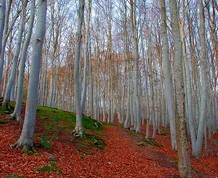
[{"left": 55, "top": 125, "right": 178, "bottom": 178}]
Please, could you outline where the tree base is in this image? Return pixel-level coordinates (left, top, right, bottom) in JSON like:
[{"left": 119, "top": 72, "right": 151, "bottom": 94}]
[
  {"left": 10, "top": 141, "right": 38, "bottom": 155},
  {"left": 10, "top": 113, "right": 23, "bottom": 122},
  {"left": 71, "top": 128, "right": 83, "bottom": 138}
]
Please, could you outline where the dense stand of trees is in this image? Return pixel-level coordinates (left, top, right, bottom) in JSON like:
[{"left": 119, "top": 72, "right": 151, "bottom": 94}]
[{"left": 0, "top": 0, "right": 217, "bottom": 177}]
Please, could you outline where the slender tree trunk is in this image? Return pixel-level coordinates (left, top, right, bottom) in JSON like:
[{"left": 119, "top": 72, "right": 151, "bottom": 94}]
[
  {"left": 11, "top": 0, "right": 35, "bottom": 121},
  {"left": 0, "top": 0, "right": 17, "bottom": 87},
  {"left": 81, "top": 0, "right": 91, "bottom": 113},
  {"left": 72, "top": 0, "right": 85, "bottom": 136},
  {"left": 11, "top": 0, "right": 47, "bottom": 152},
  {"left": 179, "top": 11, "right": 196, "bottom": 154},
  {"left": 169, "top": 0, "right": 192, "bottom": 177},
  {"left": 3, "top": 1, "right": 27, "bottom": 107},
  {"left": 0, "top": 0, "right": 6, "bottom": 59},
  {"left": 195, "top": 0, "right": 208, "bottom": 158},
  {"left": 130, "top": 0, "right": 141, "bottom": 133},
  {"left": 160, "top": 0, "right": 177, "bottom": 150}
]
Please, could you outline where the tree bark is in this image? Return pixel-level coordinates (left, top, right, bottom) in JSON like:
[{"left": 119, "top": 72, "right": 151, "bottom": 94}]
[
  {"left": 3, "top": 0, "right": 27, "bottom": 107},
  {"left": 160, "top": 0, "right": 177, "bottom": 150},
  {"left": 11, "top": 0, "right": 35, "bottom": 121},
  {"left": 72, "top": 0, "right": 85, "bottom": 136},
  {"left": 12, "top": 0, "right": 47, "bottom": 152},
  {"left": 169, "top": 0, "right": 192, "bottom": 177}
]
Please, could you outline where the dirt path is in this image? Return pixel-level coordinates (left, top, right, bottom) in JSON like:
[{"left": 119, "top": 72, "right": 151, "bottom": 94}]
[{"left": 54, "top": 125, "right": 179, "bottom": 178}]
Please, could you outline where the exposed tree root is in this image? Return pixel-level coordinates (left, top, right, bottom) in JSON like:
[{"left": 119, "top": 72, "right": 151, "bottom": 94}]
[
  {"left": 10, "top": 142, "right": 38, "bottom": 155},
  {"left": 71, "top": 128, "right": 83, "bottom": 138},
  {"left": 10, "top": 113, "right": 23, "bottom": 122}
]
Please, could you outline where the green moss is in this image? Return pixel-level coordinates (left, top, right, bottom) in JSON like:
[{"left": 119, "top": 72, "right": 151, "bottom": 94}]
[
  {"left": 74, "top": 131, "right": 106, "bottom": 155},
  {"left": 82, "top": 116, "right": 103, "bottom": 131},
  {"left": 36, "top": 106, "right": 105, "bottom": 154},
  {"left": 83, "top": 132, "right": 106, "bottom": 149},
  {"left": 0, "top": 105, "right": 12, "bottom": 115},
  {"left": 39, "top": 136, "right": 53, "bottom": 150},
  {"left": 37, "top": 106, "right": 103, "bottom": 133},
  {"left": 38, "top": 161, "right": 62, "bottom": 174}
]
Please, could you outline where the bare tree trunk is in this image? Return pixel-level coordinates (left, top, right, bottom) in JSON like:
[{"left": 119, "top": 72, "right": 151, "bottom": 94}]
[
  {"left": 3, "top": 1, "right": 27, "bottom": 107},
  {"left": 11, "top": 0, "right": 47, "bottom": 152},
  {"left": 130, "top": 0, "right": 141, "bottom": 133},
  {"left": 0, "top": 0, "right": 6, "bottom": 59},
  {"left": 11, "top": 0, "right": 35, "bottom": 121},
  {"left": 169, "top": 0, "right": 192, "bottom": 177},
  {"left": 160, "top": 0, "right": 177, "bottom": 150},
  {"left": 195, "top": 0, "right": 208, "bottom": 158},
  {"left": 179, "top": 7, "right": 196, "bottom": 154},
  {"left": 72, "top": 0, "right": 85, "bottom": 136},
  {"left": 0, "top": 0, "right": 17, "bottom": 87},
  {"left": 81, "top": 0, "right": 91, "bottom": 113}
]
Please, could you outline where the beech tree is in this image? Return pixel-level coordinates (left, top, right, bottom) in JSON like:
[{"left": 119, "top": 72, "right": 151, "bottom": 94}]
[
  {"left": 11, "top": 0, "right": 35, "bottom": 122},
  {"left": 72, "top": 0, "right": 85, "bottom": 137},
  {"left": 11, "top": 0, "right": 47, "bottom": 152},
  {"left": 3, "top": 0, "right": 27, "bottom": 107},
  {"left": 169, "top": 0, "right": 191, "bottom": 177},
  {"left": 0, "top": 0, "right": 6, "bottom": 59},
  {"left": 160, "top": 0, "right": 177, "bottom": 150}
]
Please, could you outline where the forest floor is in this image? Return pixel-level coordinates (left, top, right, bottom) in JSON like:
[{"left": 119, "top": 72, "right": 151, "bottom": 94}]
[{"left": 0, "top": 105, "right": 217, "bottom": 178}]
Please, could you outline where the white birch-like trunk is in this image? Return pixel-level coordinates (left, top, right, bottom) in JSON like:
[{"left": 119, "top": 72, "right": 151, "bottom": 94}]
[
  {"left": 81, "top": 0, "right": 91, "bottom": 113},
  {"left": 0, "top": 0, "right": 16, "bottom": 87},
  {"left": 195, "top": 0, "right": 208, "bottom": 158},
  {"left": 179, "top": 13, "right": 196, "bottom": 153},
  {"left": 0, "top": 0, "right": 6, "bottom": 59},
  {"left": 11, "top": 0, "right": 35, "bottom": 121},
  {"left": 13, "top": 0, "right": 47, "bottom": 149},
  {"left": 130, "top": 0, "right": 141, "bottom": 133},
  {"left": 3, "top": 1, "right": 27, "bottom": 107},
  {"left": 169, "top": 0, "right": 191, "bottom": 177},
  {"left": 72, "top": 0, "right": 85, "bottom": 136},
  {"left": 160, "top": 0, "right": 177, "bottom": 150}
]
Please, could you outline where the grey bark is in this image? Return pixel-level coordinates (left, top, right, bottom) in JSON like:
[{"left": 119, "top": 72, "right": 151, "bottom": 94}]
[
  {"left": 130, "top": 0, "right": 141, "bottom": 133},
  {"left": 195, "top": 0, "right": 208, "bottom": 158},
  {"left": 81, "top": 0, "right": 91, "bottom": 113},
  {"left": 11, "top": 0, "right": 35, "bottom": 121},
  {"left": 0, "top": 0, "right": 6, "bottom": 58},
  {"left": 3, "top": 1, "right": 27, "bottom": 107},
  {"left": 169, "top": 0, "right": 192, "bottom": 177},
  {"left": 13, "top": 0, "right": 47, "bottom": 148},
  {"left": 0, "top": 0, "right": 18, "bottom": 86},
  {"left": 72, "top": 0, "right": 85, "bottom": 136},
  {"left": 160, "top": 0, "right": 177, "bottom": 150}
]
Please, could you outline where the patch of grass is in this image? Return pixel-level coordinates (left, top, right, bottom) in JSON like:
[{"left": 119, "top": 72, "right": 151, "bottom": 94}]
[
  {"left": 37, "top": 106, "right": 103, "bottom": 133},
  {"left": 5, "top": 174, "right": 23, "bottom": 178},
  {"left": 82, "top": 116, "right": 103, "bottom": 131},
  {"left": 74, "top": 131, "right": 106, "bottom": 155},
  {"left": 35, "top": 106, "right": 105, "bottom": 154},
  {"left": 38, "top": 161, "right": 62, "bottom": 174},
  {"left": 83, "top": 132, "right": 106, "bottom": 149},
  {"left": 0, "top": 105, "right": 12, "bottom": 115},
  {"left": 40, "top": 136, "right": 53, "bottom": 150}
]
